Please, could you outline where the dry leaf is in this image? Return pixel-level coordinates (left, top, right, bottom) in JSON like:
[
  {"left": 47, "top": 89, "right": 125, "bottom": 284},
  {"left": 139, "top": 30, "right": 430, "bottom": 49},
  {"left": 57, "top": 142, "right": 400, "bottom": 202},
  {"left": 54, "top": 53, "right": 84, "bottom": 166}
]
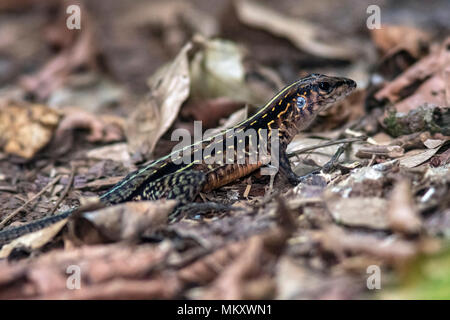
[
  {"left": 324, "top": 191, "right": 390, "bottom": 230},
  {"left": 125, "top": 43, "right": 191, "bottom": 157},
  {"left": 75, "top": 200, "right": 177, "bottom": 243},
  {"left": 275, "top": 256, "right": 322, "bottom": 299},
  {"left": 375, "top": 37, "right": 449, "bottom": 112},
  {"left": 317, "top": 226, "right": 418, "bottom": 263},
  {"left": 0, "top": 243, "right": 176, "bottom": 299},
  {"left": 190, "top": 38, "right": 248, "bottom": 100},
  {"left": 387, "top": 180, "right": 422, "bottom": 234},
  {"left": 0, "top": 219, "right": 67, "bottom": 259},
  {"left": 0, "top": 103, "right": 60, "bottom": 159},
  {"left": 201, "top": 236, "right": 274, "bottom": 300},
  {"left": 370, "top": 24, "right": 431, "bottom": 57},
  {"left": 393, "top": 75, "right": 447, "bottom": 113},
  {"left": 177, "top": 239, "right": 249, "bottom": 285},
  {"left": 86, "top": 143, "right": 132, "bottom": 169},
  {"left": 399, "top": 147, "right": 442, "bottom": 168},
  {"left": 234, "top": 0, "right": 356, "bottom": 60},
  {"left": 423, "top": 139, "right": 445, "bottom": 149}
]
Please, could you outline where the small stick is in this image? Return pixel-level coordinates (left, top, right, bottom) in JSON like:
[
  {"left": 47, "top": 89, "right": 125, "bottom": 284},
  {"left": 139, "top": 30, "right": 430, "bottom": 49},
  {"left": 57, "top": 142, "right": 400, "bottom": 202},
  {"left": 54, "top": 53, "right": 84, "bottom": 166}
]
[
  {"left": 0, "top": 186, "right": 17, "bottom": 193},
  {"left": 287, "top": 136, "right": 365, "bottom": 158},
  {"left": 0, "top": 175, "right": 61, "bottom": 229},
  {"left": 322, "top": 144, "right": 348, "bottom": 173},
  {"left": 50, "top": 166, "right": 76, "bottom": 214}
]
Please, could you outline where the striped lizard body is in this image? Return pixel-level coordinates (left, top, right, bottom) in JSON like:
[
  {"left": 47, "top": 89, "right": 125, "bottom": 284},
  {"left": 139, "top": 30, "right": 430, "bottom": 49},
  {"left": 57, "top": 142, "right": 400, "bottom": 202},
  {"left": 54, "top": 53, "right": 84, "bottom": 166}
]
[{"left": 0, "top": 74, "right": 356, "bottom": 245}]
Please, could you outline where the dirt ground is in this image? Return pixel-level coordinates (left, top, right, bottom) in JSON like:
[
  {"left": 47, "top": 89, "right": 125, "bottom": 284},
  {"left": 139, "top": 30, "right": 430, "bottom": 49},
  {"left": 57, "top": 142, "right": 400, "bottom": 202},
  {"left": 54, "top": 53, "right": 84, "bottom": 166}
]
[{"left": 0, "top": 0, "right": 449, "bottom": 299}]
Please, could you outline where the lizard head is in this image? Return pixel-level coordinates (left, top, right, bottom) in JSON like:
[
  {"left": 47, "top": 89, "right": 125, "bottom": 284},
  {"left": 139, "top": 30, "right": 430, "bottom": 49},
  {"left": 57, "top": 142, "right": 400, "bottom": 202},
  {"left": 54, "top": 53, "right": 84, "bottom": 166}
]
[
  {"left": 294, "top": 73, "right": 356, "bottom": 114},
  {"left": 285, "top": 74, "right": 356, "bottom": 131}
]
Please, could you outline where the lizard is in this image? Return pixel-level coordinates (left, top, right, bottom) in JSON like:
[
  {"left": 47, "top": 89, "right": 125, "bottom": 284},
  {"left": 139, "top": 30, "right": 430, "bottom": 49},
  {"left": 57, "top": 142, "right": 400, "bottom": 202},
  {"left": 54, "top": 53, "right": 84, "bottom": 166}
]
[{"left": 0, "top": 74, "right": 356, "bottom": 246}]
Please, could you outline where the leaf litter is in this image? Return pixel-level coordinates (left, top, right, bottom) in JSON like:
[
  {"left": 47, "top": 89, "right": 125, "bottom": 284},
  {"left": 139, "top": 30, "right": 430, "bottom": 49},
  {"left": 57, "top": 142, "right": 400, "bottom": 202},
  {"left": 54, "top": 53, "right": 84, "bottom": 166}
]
[{"left": 0, "top": 0, "right": 449, "bottom": 300}]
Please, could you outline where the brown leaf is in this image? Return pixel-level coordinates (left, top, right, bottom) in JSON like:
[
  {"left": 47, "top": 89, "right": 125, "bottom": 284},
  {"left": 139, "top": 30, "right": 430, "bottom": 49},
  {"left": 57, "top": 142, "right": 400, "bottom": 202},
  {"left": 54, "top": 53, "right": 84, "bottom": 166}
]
[
  {"left": 317, "top": 226, "right": 418, "bottom": 264},
  {"left": 86, "top": 143, "right": 132, "bottom": 169},
  {"left": 125, "top": 43, "right": 191, "bottom": 158},
  {"left": 42, "top": 276, "right": 180, "bottom": 300},
  {"left": 275, "top": 256, "right": 360, "bottom": 300},
  {"left": 399, "top": 148, "right": 442, "bottom": 168},
  {"left": 0, "top": 103, "right": 60, "bottom": 159},
  {"left": 234, "top": 0, "right": 356, "bottom": 60},
  {"left": 370, "top": 24, "right": 431, "bottom": 58},
  {"left": 73, "top": 200, "right": 176, "bottom": 243},
  {"left": 177, "top": 240, "right": 249, "bottom": 286},
  {"left": 0, "top": 243, "right": 176, "bottom": 299},
  {"left": 0, "top": 219, "right": 67, "bottom": 259},
  {"left": 201, "top": 236, "right": 274, "bottom": 300},
  {"left": 387, "top": 180, "right": 422, "bottom": 234},
  {"left": 374, "top": 37, "right": 449, "bottom": 112},
  {"left": 324, "top": 191, "right": 390, "bottom": 230}
]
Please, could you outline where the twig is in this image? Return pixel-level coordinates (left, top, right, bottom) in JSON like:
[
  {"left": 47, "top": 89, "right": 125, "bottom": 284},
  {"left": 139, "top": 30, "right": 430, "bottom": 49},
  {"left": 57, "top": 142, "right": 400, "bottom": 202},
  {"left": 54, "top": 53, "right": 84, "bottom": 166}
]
[
  {"left": 0, "top": 186, "right": 17, "bottom": 193},
  {"left": 0, "top": 175, "right": 61, "bottom": 229},
  {"left": 50, "top": 166, "right": 76, "bottom": 214},
  {"left": 322, "top": 144, "right": 349, "bottom": 173},
  {"left": 287, "top": 136, "right": 366, "bottom": 158}
]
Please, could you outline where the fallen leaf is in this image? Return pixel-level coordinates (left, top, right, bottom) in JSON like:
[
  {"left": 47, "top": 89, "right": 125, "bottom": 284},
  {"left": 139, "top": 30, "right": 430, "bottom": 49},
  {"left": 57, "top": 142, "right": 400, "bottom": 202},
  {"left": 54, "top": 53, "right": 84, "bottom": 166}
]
[
  {"left": 74, "top": 200, "right": 176, "bottom": 243},
  {"left": 190, "top": 38, "right": 248, "bottom": 100},
  {"left": 423, "top": 139, "right": 445, "bottom": 149},
  {"left": 0, "top": 219, "right": 67, "bottom": 259},
  {"left": 0, "top": 243, "right": 177, "bottom": 299},
  {"left": 387, "top": 180, "right": 422, "bottom": 234},
  {"left": 234, "top": 0, "right": 356, "bottom": 60},
  {"left": 0, "top": 103, "right": 60, "bottom": 159},
  {"left": 201, "top": 236, "right": 275, "bottom": 300},
  {"left": 177, "top": 239, "right": 249, "bottom": 286},
  {"left": 317, "top": 226, "right": 418, "bottom": 264},
  {"left": 399, "top": 148, "right": 442, "bottom": 168},
  {"left": 125, "top": 42, "right": 192, "bottom": 158},
  {"left": 86, "top": 143, "right": 133, "bottom": 169},
  {"left": 370, "top": 24, "right": 431, "bottom": 58},
  {"left": 324, "top": 191, "right": 390, "bottom": 230},
  {"left": 275, "top": 256, "right": 321, "bottom": 299},
  {"left": 375, "top": 37, "right": 449, "bottom": 112}
]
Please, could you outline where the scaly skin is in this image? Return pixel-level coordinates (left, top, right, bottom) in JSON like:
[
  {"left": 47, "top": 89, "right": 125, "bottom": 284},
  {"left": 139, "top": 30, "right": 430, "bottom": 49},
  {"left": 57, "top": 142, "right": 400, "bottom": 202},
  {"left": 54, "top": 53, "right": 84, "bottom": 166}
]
[{"left": 0, "top": 74, "right": 356, "bottom": 246}]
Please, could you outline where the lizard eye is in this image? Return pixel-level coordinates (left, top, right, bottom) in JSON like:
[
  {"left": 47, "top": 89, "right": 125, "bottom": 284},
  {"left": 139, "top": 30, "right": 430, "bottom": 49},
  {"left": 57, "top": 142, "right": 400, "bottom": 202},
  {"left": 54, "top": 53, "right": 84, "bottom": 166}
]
[
  {"left": 319, "top": 82, "right": 331, "bottom": 92},
  {"left": 296, "top": 96, "right": 306, "bottom": 109}
]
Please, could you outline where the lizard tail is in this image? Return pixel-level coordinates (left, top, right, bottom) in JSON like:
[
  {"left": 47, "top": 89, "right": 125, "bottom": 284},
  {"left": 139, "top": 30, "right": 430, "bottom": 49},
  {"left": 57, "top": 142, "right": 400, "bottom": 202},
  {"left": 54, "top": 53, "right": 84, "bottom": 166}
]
[{"left": 0, "top": 209, "right": 74, "bottom": 246}]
